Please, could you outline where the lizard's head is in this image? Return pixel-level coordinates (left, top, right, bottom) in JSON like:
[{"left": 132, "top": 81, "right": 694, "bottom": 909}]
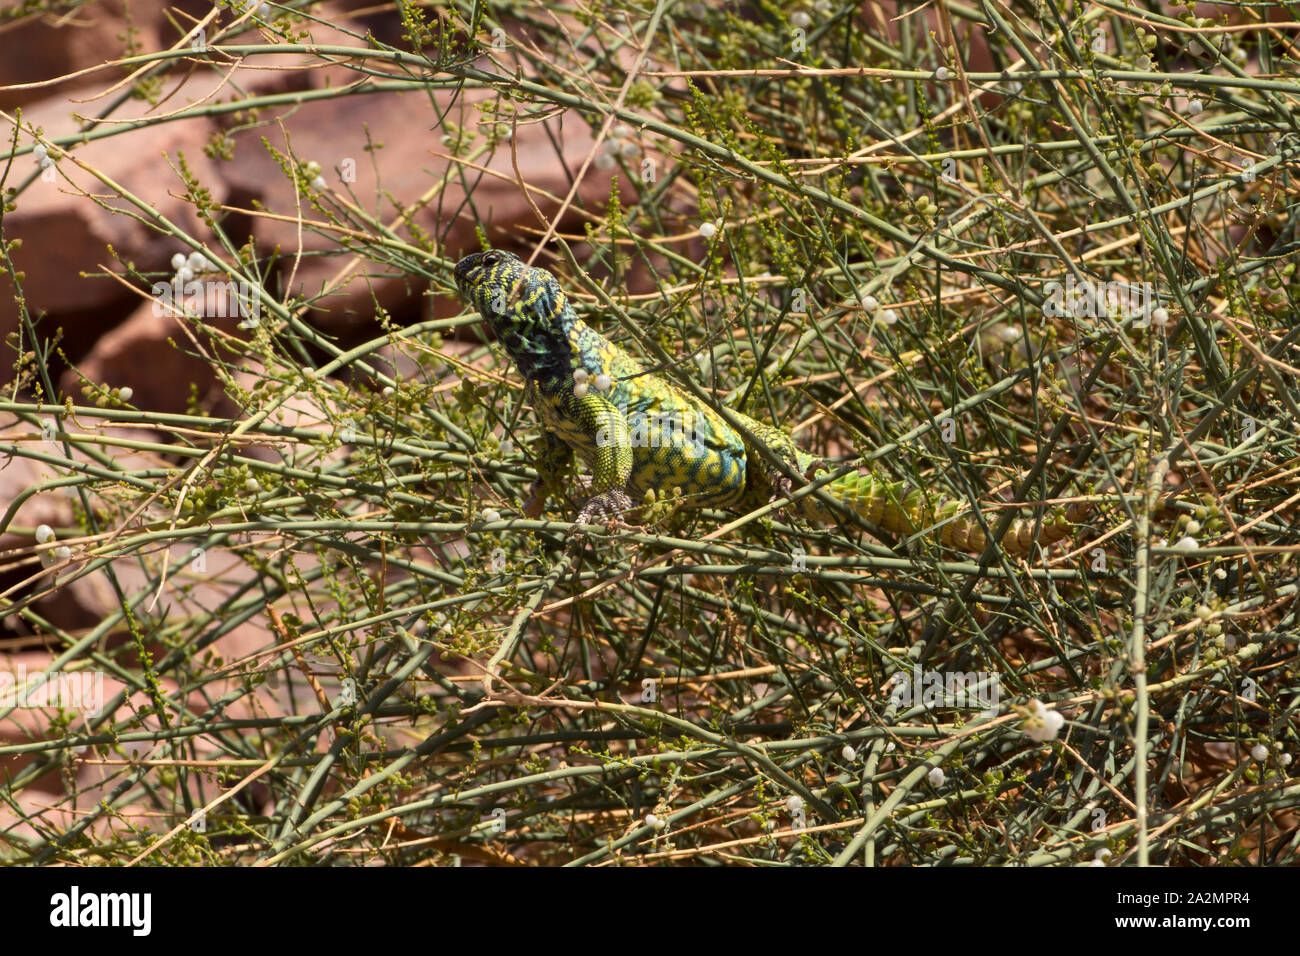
[{"left": 453, "top": 249, "right": 565, "bottom": 339}]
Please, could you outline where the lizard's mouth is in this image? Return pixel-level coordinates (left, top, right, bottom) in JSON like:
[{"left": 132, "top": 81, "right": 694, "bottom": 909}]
[
  {"left": 452, "top": 252, "right": 493, "bottom": 293},
  {"left": 451, "top": 256, "right": 475, "bottom": 292}
]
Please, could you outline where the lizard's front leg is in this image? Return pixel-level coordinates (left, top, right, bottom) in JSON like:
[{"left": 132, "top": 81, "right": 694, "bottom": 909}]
[{"left": 573, "top": 392, "right": 635, "bottom": 528}]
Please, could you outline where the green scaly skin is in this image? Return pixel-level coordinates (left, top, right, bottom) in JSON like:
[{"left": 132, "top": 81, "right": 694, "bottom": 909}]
[{"left": 453, "top": 250, "right": 1087, "bottom": 555}]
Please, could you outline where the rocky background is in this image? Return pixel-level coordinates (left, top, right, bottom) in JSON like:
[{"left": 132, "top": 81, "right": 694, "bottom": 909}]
[{"left": 0, "top": 0, "right": 633, "bottom": 834}]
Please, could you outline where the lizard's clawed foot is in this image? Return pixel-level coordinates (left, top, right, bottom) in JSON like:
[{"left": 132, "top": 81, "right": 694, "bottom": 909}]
[
  {"left": 803, "top": 458, "right": 832, "bottom": 481},
  {"left": 574, "top": 489, "right": 635, "bottom": 530},
  {"left": 767, "top": 459, "right": 832, "bottom": 505},
  {"left": 768, "top": 474, "right": 794, "bottom": 502}
]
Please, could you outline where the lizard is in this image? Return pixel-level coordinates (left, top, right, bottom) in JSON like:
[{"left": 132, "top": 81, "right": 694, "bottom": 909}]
[{"left": 453, "top": 249, "right": 1090, "bottom": 556}]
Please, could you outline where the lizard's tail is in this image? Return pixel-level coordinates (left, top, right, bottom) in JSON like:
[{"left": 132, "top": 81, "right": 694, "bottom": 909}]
[{"left": 795, "top": 460, "right": 1091, "bottom": 556}]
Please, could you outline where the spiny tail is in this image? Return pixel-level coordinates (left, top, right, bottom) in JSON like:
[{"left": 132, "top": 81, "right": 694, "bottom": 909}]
[{"left": 793, "top": 455, "right": 1090, "bottom": 556}]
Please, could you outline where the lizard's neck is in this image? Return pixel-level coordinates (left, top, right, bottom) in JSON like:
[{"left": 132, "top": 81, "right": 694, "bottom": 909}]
[{"left": 491, "top": 298, "right": 582, "bottom": 385}]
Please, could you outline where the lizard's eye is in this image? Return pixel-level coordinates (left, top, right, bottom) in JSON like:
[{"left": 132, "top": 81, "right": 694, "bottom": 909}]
[{"left": 481, "top": 251, "right": 502, "bottom": 267}]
